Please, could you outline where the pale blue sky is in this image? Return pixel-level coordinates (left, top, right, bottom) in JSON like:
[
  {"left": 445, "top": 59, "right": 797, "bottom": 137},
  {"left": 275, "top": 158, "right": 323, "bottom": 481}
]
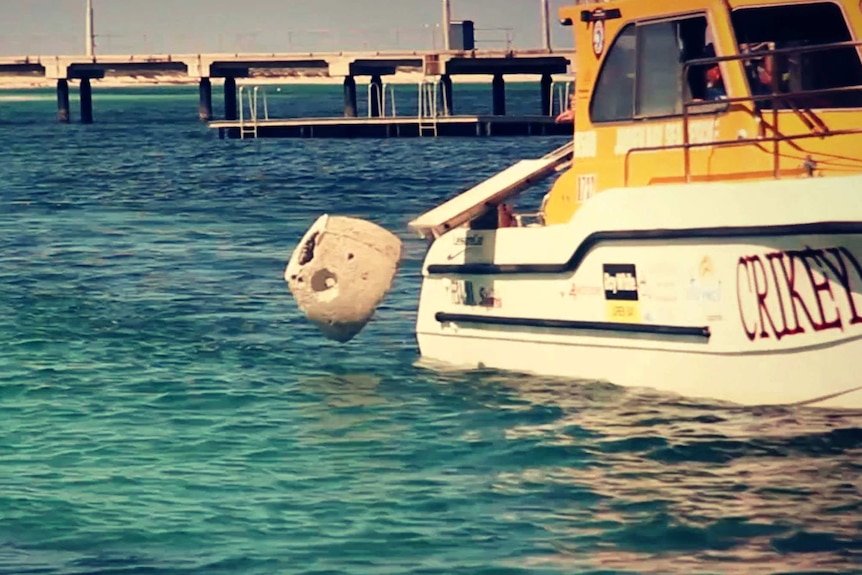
[{"left": 0, "top": 0, "right": 575, "bottom": 55}]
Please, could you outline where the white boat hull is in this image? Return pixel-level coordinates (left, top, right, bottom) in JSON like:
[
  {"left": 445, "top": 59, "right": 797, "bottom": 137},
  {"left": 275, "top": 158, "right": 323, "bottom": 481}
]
[
  {"left": 415, "top": 175, "right": 862, "bottom": 408},
  {"left": 416, "top": 332, "right": 862, "bottom": 408}
]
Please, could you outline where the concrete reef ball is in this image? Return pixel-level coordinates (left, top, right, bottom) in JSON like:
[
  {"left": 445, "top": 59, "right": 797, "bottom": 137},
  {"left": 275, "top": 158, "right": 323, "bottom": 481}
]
[{"left": 284, "top": 214, "right": 403, "bottom": 342}]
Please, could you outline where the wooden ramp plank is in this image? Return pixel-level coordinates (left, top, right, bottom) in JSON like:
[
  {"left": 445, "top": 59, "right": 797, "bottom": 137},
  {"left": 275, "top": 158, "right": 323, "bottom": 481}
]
[{"left": 408, "top": 141, "right": 573, "bottom": 239}]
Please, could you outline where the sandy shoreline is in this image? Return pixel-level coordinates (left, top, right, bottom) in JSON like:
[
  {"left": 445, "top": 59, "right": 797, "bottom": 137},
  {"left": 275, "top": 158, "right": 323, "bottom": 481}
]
[{"left": 0, "top": 70, "right": 572, "bottom": 90}]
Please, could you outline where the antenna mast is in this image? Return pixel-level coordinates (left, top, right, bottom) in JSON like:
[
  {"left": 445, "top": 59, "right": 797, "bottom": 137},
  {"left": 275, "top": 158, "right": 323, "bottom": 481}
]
[
  {"left": 85, "top": 0, "right": 95, "bottom": 57},
  {"left": 541, "top": 0, "right": 551, "bottom": 51},
  {"left": 442, "top": 0, "right": 451, "bottom": 50}
]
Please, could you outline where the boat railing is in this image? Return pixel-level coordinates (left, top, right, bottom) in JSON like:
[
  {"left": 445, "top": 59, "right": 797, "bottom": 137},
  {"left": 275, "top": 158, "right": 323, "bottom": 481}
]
[{"left": 622, "top": 40, "right": 862, "bottom": 185}]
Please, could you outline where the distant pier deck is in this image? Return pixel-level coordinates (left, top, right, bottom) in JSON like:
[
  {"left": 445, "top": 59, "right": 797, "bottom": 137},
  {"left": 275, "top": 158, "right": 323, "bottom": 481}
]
[{"left": 0, "top": 48, "right": 575, "bottom": 133}]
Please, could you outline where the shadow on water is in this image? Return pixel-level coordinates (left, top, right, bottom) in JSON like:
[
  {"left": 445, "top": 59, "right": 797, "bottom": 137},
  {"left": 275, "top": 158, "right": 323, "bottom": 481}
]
[{"left": 295, "top": 372, "right": 388, "bottom": 410}]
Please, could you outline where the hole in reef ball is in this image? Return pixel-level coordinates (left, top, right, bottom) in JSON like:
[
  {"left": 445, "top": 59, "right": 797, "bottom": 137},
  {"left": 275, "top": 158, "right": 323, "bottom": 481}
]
[
  {"left": 348, "top": 253, "right": 355, "bottom": 260},
  {"left": 310, "top": 269, "right": 338, "bottom": 292}
]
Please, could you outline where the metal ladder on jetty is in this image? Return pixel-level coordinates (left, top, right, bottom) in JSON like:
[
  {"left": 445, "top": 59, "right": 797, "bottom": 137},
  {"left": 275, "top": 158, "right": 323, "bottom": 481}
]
[
  {"left": 238, "top": 85, "right": 269, "bottom": 139},
  {"left": 417, "top": 77, "right": 446, "bottom": 137},
  {"left": 366, "top": 83, "right": 397, "bottom": 117},
  {"left": 550, "top": 77, "right": 575, "bottom": 117}
]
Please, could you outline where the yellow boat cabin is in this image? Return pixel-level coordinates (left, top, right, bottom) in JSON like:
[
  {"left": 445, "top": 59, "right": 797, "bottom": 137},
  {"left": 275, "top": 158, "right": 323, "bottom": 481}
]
[{"left": 542, "top": 0, "right": 862, "bottom": 225}]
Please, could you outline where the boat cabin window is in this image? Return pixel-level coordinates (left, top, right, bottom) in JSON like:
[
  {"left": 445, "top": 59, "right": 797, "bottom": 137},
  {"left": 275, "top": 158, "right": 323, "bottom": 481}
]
[
  {"left": 731, "top": 1, "right": 862, "bottom": 108},
  {"left": 590, "top": 25, "right": 636, "bottom": 122},
  {"left": 590, "top": 15, "right": 720, "bottom": 123}
]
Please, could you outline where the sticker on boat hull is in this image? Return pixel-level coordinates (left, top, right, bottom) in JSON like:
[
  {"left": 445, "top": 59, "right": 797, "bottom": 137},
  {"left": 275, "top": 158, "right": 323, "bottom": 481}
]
[
  {"left": 603, "top": 263, "right": 641, "bottom": 323},
  {"left": 448, "top": 279, "right": 502, "bottom": 308},
  {"left": 577, "top": 174, "right": 596, "bottom": 202}
]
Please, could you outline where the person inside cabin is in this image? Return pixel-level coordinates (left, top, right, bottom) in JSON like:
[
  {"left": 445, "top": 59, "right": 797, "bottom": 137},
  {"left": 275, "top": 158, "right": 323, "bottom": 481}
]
[
  {"left": 704, "top": 64, "right": 725, "bottom": 100},
  {"left": 555, "top": 93, "right": 575, "bottom": 123},
  {"left": 743, "top": 43, "right": 774, "bottom": 91},
  {"left": 689, "top": 43, "right": 726, "bottom": 101},
  {"left": 740, "top": 42, "right": 785, "bottom": 107},
  {"left": 497, "top": 202, "right": 516, "bottom": 228},
  {"left": 703, "top": 45, "right": 726, "bottom": 101},
  {"left": 732, "top": 3, "right": 862, "bottom": 109}
]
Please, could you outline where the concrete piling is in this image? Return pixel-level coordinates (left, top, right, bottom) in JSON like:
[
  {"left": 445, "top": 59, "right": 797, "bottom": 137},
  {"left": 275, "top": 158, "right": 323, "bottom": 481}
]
[
  {"left": 224, "top": 77, "right": 238, "bottom": 121},
  {"left": 57, "top": 79, "right": 70, "bottom": 123},
  {"left": 198, "top": 78, "right": 213, "bottom": 121},
  {"left": 541, "top": 73, "right": 552, "bottom": 116},
  {"left": 80, "top": 78, "right": 93, "bottom": 124},
  {"left": 369, "top": 74, "right": 383, "bottom": 117},
  {"left": 441, "top": 74, "right": 453, "bottom": 116},
  {"left": 492, "top": 74, "right": 506, "bottom": 116},
  {"left": 343, "top": 76, "right": 357, "bottom": 117}
]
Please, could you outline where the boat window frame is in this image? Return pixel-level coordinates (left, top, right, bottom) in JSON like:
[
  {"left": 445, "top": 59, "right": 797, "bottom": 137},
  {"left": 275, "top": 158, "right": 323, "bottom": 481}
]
[
  {"left": 588, "top": 23, "right": 637, "bottom": 124},
  {"left": 728, "top": 0, "right": 862, "bottom": 110},
  {"left": 589, "top": 11, "right": 730, "bottom": 125}
]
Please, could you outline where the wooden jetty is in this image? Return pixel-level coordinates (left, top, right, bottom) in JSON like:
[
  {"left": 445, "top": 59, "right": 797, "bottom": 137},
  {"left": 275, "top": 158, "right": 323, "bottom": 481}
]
[{"left": 210, "top": 114, "right": 573, "bottom": 140}]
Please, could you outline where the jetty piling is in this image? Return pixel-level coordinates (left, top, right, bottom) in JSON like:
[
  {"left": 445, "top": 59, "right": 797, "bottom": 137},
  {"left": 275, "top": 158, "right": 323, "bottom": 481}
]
[
  {"left": 441, "top": 74, "right": 453, "bottom": 115},
  {"left": 80, "top": 78, "right": 93, "bottom": 124},
  {"left": 540, "top": 73, "right": 552, "bottom": 116},
  {"left": 57, "top": 79, "right": 70, "bottom": 123},
  {"left": 224, "top": 77, "right": 238, "bottom": 121},
  {"left": 492, "top": 74, "right": 505, "bottom": 116},
  {"left": 343, "top": 76, "right": 358, "bottom": 117},
  {"left": 198, "top": 77, "right": 213, "bottom": 121},
  {"left": 369, "top": 74, "right": 383, "bottom": 117}
]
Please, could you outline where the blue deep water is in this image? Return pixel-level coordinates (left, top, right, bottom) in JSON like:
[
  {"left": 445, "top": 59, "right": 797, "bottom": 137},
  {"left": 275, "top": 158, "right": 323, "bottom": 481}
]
[{"left": 0, "top": 83, "right": 860, "bottom": 575}]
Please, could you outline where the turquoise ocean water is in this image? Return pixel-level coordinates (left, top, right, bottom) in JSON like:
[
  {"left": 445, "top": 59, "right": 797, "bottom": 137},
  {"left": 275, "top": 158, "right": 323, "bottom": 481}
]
[{"left": 0, "top": 83, "right": 860, "bottom": 575}]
